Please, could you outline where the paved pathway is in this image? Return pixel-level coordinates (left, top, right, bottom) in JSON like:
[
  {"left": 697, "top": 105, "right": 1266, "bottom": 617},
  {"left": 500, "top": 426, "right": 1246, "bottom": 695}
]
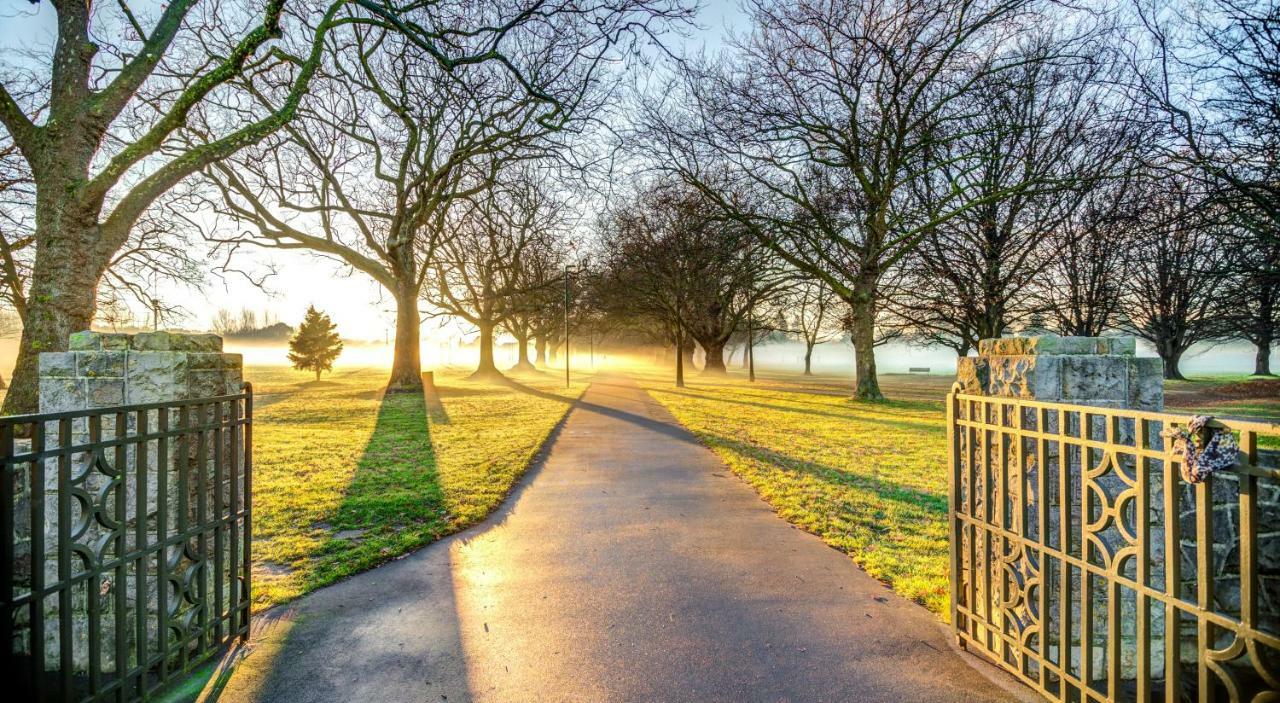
[{"left": 212, "top": 376, "right": 1022, "bottom": 703}]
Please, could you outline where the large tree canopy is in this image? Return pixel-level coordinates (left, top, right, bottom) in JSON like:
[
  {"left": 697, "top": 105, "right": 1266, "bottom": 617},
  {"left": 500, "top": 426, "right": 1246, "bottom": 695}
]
[
  {"left": 641, "top": 0, "right": 1074, "bottom": 399},
  {"left": 0, "top": 0, "right": 691, "bottom": 411}
]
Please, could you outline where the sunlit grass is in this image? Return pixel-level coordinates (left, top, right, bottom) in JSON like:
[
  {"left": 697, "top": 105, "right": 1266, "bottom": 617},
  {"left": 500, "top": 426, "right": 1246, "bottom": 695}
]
[
  {"left": 247, "top": 365, "right": 585, "bottom": 609},
  {"left": 634, "top": 368, "right": 1280, "bottom": 618},
  {"left": 633, "top": 369, "right": 955, "bottom": 616}
]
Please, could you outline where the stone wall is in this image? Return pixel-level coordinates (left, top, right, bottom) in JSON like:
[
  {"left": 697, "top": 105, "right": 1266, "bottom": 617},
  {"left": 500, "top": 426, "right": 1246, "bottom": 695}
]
[
  {"left": 956, "top": 334, "right": 1162, "bottom": 410},
  {"left": 955, "top": 334, "right": 1279, "bottom": 691},
  {"left": 38, "top": 330, "right": 241, "bottom": 410},
  {"left": 15, "top": 331, "right": 243, "bottom": 675}
]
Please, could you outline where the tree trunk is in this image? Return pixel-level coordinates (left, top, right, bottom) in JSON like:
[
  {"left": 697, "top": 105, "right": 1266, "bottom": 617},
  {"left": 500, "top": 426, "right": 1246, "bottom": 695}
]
[
  {"left": 681, "top": 336, "right": 697, "bottom": 371},
  {"left": 315, "top": 368, "right": 321, "bottom": 381},
  {"left": 387, "top": 285, "right": 423, "bottom": 391},
  {"left": 510, "top": 327, "right": 536, "bottom": 372},
  {"left": 3, "top": 211, "right": 106, "bottom": 414},
  {"left": 1160, "top": 342, "right": 1186, "bottom": 381},
  {"left": 675, "top": 337, "right": 685, "bottom": 388},
  {"left": 473, "top": 321, "right": 501, "bottom": 379},
  {"left": 535, "top": 336, "right": 547, "bottom": 366},
  {"left": 1256, "top": 336, "right": 1274, "bottom": 376},
  {"left": 700, "top": 339, "right": 727, "bottom": 374},
  {"left": 804, "top": 341, "right": 814, "bottom": 376},
  {"left": 849, "top": 290, "right": 884, "bottom": 400}
]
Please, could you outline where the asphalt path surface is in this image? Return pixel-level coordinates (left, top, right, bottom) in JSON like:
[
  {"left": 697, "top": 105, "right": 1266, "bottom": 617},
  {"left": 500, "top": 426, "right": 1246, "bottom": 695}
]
[{"left": 211, "top": 376, "right": 1020, "bottom": 703}]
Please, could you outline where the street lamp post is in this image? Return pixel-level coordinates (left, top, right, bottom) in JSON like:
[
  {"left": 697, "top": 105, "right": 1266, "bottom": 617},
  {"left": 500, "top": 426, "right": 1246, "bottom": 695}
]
[{"left": 564, "top": 264, "right": 572, "bottom": 389}]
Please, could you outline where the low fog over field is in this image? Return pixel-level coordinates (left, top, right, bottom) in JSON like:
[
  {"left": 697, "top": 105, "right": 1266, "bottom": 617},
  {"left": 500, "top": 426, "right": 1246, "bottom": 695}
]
[{"left": 1, "top": 333, "right": 1272, "bottom": 385}]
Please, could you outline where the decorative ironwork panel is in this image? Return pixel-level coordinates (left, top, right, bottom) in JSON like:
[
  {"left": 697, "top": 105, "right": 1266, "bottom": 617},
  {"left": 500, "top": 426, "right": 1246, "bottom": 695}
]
[
  {"left": 948, "top": 391, "right": 1280, "bottom": 702},
  {"left": 2, "top": 386, "right": 253, "bottom": 702}
]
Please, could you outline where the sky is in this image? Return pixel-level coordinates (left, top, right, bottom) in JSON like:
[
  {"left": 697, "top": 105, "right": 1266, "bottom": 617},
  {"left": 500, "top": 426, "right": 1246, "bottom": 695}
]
[{"left": 0, "top": 0, "right": 748, "bottom": 341}]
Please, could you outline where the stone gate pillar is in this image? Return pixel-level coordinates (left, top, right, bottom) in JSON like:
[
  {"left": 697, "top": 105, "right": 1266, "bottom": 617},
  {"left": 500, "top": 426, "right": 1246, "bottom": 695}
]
[
  {"left": 39, "top": 330, "right": 242, "bottom": 411},
  {"left": 953, "top": 334, "right": 1164, "bottom": 682},
  {"left": 28, "top": 331, "right": 242, "bottom": 675},
  {"left": 955, "top": 334, "right": 1162, "bottom": 410}
]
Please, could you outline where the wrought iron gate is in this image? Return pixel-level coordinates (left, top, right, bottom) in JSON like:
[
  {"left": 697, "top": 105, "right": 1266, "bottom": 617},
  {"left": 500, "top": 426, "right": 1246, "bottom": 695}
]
[
  {"left": 2, "top": 386, "right": 253, "bottom": 702},
  {"left": 948, "top": 390, "right": 1280, "bottom": 702}
]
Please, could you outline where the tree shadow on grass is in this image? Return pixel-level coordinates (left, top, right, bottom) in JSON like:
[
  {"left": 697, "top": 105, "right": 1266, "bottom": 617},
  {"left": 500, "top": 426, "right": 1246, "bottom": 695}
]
[
  {"left": 423, "top": 379, "right": 449, "bottom": 424},
  {"left": 500, "top": 375, "right": 701, "bottom": 446},
  {"left": 433, "top": 385, "right": 506, "bottom": 398},
  {"left": 686, "top": 431, "right": 951, "bottom": 609},
  {"left": 302, "top": 390, "right": 451, "bottom": 593},
  {"left": 699, "top": 431, "right": 947, "bottom": 511},
  {"left": 189, "top": 389, "right": 470, "bottom": 702}
]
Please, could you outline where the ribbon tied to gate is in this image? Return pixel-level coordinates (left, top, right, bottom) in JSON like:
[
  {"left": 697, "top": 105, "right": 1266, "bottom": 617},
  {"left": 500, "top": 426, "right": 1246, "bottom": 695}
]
[{"left": 1161, "top": 415, "right": 1239, "bottom": 484}]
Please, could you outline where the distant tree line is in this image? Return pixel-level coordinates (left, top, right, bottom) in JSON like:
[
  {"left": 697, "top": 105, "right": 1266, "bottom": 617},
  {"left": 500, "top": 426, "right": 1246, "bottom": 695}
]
[
  {"left": 603, "top": 0, "right": 1280, "bottom": 395},
  {"left": 2, "top": 0, "right": 1277, "bottom": 406},
  {"left": 211, "top": 308, "right": 293, "bottom": 341}
]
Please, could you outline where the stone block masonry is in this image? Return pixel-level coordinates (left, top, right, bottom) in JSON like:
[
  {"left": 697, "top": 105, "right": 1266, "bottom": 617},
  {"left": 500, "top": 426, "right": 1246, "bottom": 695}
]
[
  {"left": 954, "top": 334, "right": 1279, "bottom": 691},
  {"left": 17, "top": 331, "right": 245, "bottom": 676},
  {"left": 39, "top": 330, "right": 241, "bottom": 410},
  {"left": 956, "top": 334, "right": 1162, "bottom": 410}
]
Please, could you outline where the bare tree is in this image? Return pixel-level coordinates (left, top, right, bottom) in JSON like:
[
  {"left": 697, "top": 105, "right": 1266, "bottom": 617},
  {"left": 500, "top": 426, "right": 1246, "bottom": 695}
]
[
  {"left": 1132, "top": 1, "right": 1280, "bottom": 376},
  {"left": 427, "top": 176, "right": 561, "bottom": 379},
  {"left": 1219, "top": 201, "right": 1280, "bottom": 375},
  {"left": 1120, "top": 171, "right": 1234, "bottom": 379},
  {"left": 199, "top": 23, "right": 538, "bottom": 389},
  {"left": 198, "top": 0, "right": 687, "bottom": 391},
  {"left": 597, "top": 180, "right": 785, "bottom": 376},
  {"left": 1135, "top": 0, "right": 1280, "bottom": 234},
  {"left": 0, "top": 0, "right": 344, "bottom": 412},
  {"left": 644, "top": 0, "right": 1062, "bottom": 399},
  {"left": 1039, "top": 168, "right": 1144, "bottom": 337},
  {"left": 595, "top": 181, "right": 709, "bottom": 386},
  {"left": 504, "top": 238, "right": 563, "bottom": 372},
  {"left": 894, "top": 40, "right": 1139, "bottom": 355},
  {"left": 783, "top": 280, "right": 843, "bottom": 376},
  {"left": 682, "top": 228, "right": 787, "bottom": 374}
]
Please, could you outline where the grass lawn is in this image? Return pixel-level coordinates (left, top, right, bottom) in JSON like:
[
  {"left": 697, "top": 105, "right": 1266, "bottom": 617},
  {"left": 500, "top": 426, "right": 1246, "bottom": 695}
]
[
  {"left": 247, "top": 365, "right": 585, "bottom": 609},
  {"left": 635, "top": 370, "right": 956, "bottom": 615},
  {"left": 1167, "top": 375, "right": 1280, "bottom": 448},
  {"left": 635, "top": 368, "right": 1280, "bottom": 619}
]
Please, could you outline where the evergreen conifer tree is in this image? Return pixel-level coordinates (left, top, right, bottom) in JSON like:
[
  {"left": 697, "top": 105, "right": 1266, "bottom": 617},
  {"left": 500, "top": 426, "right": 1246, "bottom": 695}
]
[{"left": 288, "top": 306, "right": 344, "bottom": 381}]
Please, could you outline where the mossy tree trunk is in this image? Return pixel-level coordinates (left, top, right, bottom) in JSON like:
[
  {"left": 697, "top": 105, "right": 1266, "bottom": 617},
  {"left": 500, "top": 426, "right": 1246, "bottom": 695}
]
[
  {"left": 0, "top": 0, "right": 325, "bottom": 414},
  {"left": 848, "top": 283, "right": 884, "bottom": 401},
  {"left": 388, "top": 280, "right": 423, "bottom": 391}
]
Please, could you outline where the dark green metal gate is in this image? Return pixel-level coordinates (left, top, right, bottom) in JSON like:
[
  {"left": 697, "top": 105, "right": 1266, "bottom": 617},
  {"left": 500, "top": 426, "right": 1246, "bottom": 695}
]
[{"left": 2, "top": 386, "right": 253, "bottom": 702}]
